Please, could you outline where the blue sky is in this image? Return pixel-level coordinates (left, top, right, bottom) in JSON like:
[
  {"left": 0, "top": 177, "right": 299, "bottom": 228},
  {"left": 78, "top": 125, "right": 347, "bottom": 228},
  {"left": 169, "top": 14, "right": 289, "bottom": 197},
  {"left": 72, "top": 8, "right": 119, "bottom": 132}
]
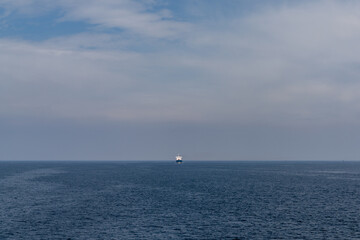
[{"left": 1, "top": 0, "right": 360, "bottom": 160}]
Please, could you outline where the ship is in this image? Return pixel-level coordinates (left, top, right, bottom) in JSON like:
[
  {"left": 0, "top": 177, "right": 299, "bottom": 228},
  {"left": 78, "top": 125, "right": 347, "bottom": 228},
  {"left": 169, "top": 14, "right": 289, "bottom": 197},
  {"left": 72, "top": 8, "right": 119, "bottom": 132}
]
[{"left": 176, "top": 154, "right": 183, "bottom": 164}]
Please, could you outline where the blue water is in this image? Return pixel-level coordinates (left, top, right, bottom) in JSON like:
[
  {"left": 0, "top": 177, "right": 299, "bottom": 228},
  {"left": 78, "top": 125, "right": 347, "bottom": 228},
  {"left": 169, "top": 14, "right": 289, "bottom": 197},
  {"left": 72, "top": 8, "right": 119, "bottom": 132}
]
[{"left": 1, "top": 161, "right": 360, "bottom": 239}]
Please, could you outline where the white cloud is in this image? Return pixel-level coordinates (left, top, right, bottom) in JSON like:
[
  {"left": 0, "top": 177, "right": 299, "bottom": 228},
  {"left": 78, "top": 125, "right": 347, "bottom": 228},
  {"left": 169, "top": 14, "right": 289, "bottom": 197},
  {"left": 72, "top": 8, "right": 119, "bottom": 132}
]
[
  {"left": 0, "top": 38, "right": 212, "bottom": 122},
  {"left": 0, "top": 0, "right": 190, "bottom": 38},
  {"left": 62, "top": 0, "right": 190, "bottom": 38},
  {"left": 2, "top": 1, "right": 360, "bottom": 125},
  {"left": 180, "top": 0, "right": 360, "bottom": 124}
]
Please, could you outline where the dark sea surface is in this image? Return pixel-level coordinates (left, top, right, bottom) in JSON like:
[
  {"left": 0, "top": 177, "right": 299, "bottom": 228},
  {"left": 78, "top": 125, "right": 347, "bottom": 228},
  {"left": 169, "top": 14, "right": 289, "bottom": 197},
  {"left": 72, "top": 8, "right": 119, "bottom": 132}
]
[{"left": 1, "top": 161, "right": 360, "bottom": 239}]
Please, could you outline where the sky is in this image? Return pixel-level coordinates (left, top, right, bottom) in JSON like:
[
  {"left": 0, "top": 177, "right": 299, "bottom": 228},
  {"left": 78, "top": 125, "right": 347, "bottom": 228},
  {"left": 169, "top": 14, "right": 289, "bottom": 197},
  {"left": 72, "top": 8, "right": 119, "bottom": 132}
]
[{"left": 1, "top": 0, "right": 360, "bottom": 160}]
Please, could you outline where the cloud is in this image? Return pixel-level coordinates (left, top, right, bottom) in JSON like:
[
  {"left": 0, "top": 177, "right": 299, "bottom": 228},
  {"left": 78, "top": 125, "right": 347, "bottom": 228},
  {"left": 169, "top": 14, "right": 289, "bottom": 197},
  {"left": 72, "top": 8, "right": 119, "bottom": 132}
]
[
  {"left": 181, "top": 0, "right": 360, "bottom": 125},
  {"left": 0, "top": 37, "right": 212, "bottom": 122},
  {"left": 61, "top": 0, "right": 190, "bottom": 38},
  {"left": 4, "top": 0, "right": 360, "bottom": 160},
  {"left": 0, "top": 0, "right": 190, "bottom": 38},
  {"left": 2, "top": 1, "right": 360, "bottom": 126}
]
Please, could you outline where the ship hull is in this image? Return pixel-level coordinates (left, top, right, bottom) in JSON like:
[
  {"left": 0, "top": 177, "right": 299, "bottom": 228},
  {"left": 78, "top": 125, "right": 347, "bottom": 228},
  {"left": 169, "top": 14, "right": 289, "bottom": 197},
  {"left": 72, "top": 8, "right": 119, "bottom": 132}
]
[{"left": 176, "top": 160, "right": 183, "bottom": 164}]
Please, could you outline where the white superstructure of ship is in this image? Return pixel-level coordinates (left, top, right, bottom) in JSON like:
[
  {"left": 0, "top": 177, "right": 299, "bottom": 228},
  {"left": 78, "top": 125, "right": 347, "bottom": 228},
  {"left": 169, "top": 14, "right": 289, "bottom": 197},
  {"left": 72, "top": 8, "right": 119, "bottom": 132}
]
[{"left": 176, "top": 154, "right": 183, "bottom": 164}]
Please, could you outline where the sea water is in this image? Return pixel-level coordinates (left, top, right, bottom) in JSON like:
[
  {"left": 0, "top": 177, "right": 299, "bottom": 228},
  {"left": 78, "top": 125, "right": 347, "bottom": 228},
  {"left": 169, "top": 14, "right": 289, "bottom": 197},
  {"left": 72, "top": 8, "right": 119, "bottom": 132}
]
[{"left": 0, "top": 161, "right": 360, "bottom": 239}]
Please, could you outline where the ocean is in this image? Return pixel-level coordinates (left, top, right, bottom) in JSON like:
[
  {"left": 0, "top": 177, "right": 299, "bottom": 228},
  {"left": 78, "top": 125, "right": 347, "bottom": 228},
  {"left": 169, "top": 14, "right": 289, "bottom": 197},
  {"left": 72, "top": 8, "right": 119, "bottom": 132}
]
[{"left": 0, "top": 161, "right": 360, "bottom": 239}]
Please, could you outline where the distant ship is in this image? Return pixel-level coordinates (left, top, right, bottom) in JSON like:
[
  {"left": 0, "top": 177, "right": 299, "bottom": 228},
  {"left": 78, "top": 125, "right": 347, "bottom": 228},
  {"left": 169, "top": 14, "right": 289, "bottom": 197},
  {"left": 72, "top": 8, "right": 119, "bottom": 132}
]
[{"left": 176, "top": 154, "right": 183, "bottom": 164}]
